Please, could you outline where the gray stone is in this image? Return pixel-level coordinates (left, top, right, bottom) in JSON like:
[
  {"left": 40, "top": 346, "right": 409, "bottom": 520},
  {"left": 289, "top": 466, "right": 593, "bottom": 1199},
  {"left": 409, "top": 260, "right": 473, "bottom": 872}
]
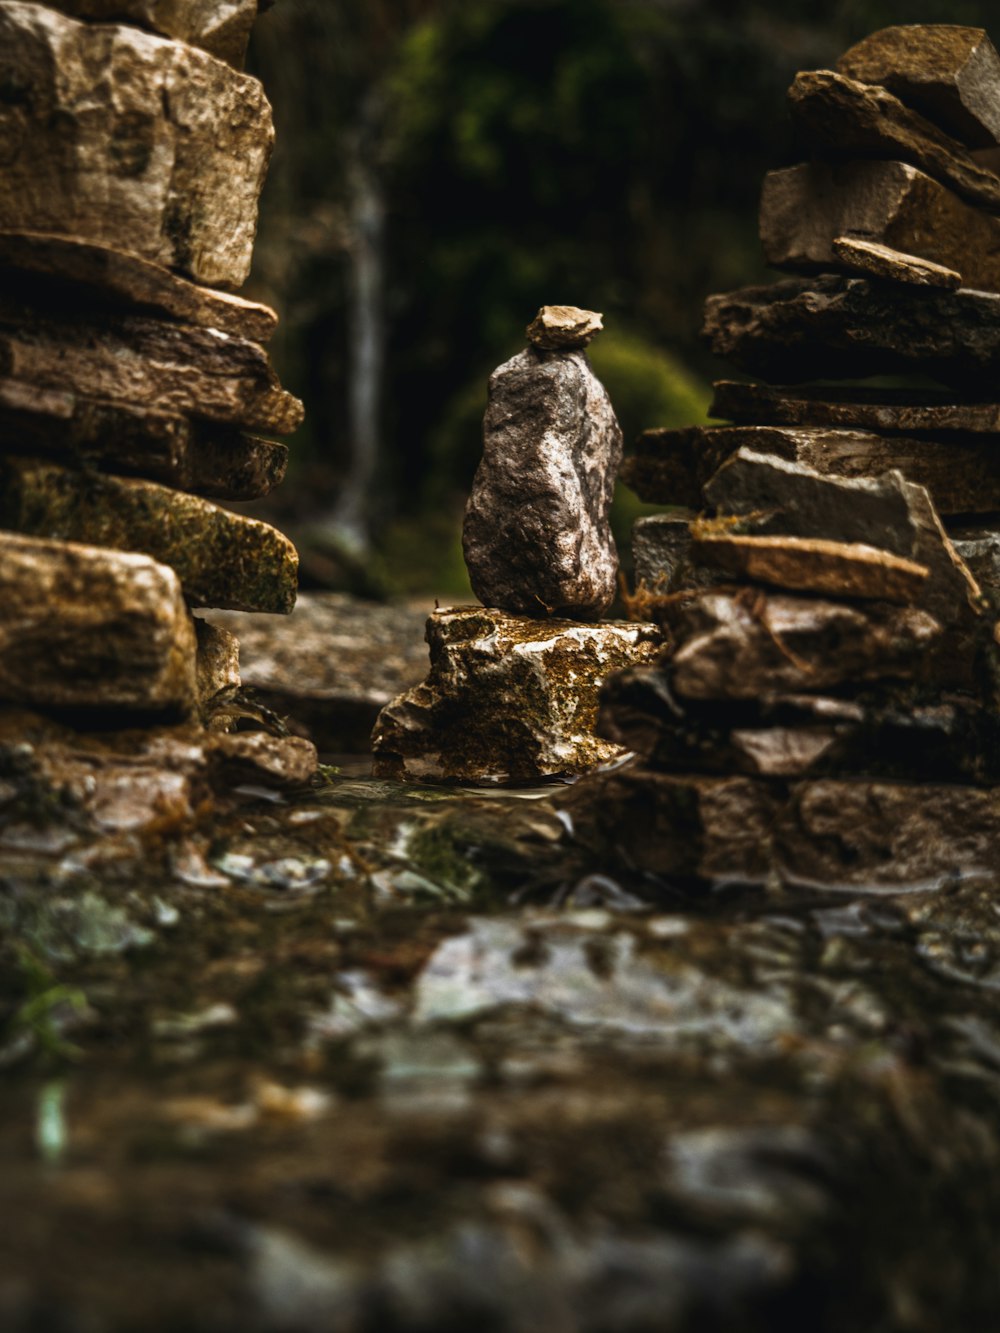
[
  {"left": 0, "top": 298, "right": 303, "bottom": 435},
  {"left": 631, "top": 515, "right": 693, "bottom": 590},
  {"left": 0, "top": 456, "right": 299, "bottom": 613},
  {"left": 372, "top": 605, "right": 659, "bottom": 783},
  {"left": 950, "top": 528, "right": 1000, "bottom": 605},
  {"left": 831, "top": 237, "right": 962, "bottom": 288},
  {"left": 0, "top": 377, "right": 288, "bottom": 500},
  {"left": 0, "top": 2, "right": 273, "bottom": 287},
  {"left": 45, "top": 0, "right": 259, "bottom": 67},
  {"left": 0, "top": 531, "right": 196, "bottom": 715},
  {"left": 622, "top": 423, "right": 1000, "bottom": 518},
  {"left": 703, "top": 275, "right": 1000, "bottom": 390},
  {"left": 463, "top": 346, "right": 623, "bottom": 619},
  {"left": 759, "top": 162, "right": 988, "bottom": 287},
  {"left": 837, "top": 25, "right": 1000, "bottom": 148},
  {"left": 711, "top": 379, "right": 1000, "bottom": 435},
  {"left": 0, "top": 231, "right": 278, "bottom": 341},
  {"left": 788, "top": 70, "right": 1000, "bottom": 213},
  {"left": 193, "top": 618, "right": 240, "bottom": 719},
  {"left": 204, "top": 594, "right": 430, "bottom": 752}
]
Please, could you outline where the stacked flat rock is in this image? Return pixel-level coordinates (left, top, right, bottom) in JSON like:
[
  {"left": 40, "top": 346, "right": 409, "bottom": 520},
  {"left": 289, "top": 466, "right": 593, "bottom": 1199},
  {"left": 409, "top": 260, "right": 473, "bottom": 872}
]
[
  {"left": 585, "top": 25, "right": 1000, "bottom": 888},
  {"left": 373, "top": 307, "right": 658, "bottom": 783},
  {"left": 0, "top": 0, "right": 309, "bottom": 759}
]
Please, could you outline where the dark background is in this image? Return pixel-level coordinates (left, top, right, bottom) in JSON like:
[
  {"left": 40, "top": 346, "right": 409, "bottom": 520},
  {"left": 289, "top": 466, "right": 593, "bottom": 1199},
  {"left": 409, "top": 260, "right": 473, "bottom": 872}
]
[{"left": 242, "top": 0, "right": 999, "bottom": 597}]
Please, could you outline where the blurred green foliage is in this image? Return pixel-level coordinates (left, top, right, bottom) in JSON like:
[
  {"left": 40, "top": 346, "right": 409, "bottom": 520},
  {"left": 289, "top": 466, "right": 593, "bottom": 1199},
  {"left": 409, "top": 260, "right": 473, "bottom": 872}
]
[{"left": 246, "top": 0, "right": 1000, "bottom": 591}]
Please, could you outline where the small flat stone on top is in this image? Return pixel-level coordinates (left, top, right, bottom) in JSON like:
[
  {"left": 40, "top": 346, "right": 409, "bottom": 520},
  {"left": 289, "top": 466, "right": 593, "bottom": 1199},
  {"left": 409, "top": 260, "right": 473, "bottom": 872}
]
[
  {"left": 526, "top": 305, "right": 604, "bottom": 350},
  {"left": 837, "top": 25, "right": 1000, "bottom": 148},
  {"left": 831, "top": 236, "right": 962, "bottom": 288}
]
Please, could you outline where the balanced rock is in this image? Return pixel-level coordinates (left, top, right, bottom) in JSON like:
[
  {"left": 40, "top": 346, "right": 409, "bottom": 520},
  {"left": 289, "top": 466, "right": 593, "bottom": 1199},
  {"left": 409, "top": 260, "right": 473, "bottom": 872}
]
[
  {"left": 0, "top": 457, "right": 298, "bottom": 613},
  {"left": 45, "top": 0, "right": 259, "bottom": 67},
  {"left": 372, "top": 605, "right": 659, "bottom": 783},
  {"left": 788, "top": 70, "right": 1000, "bottom": 214},
  {"left": 525, "top": 304, "right": 604, "bottom": 350},
  {"left": 463, "top": 328, "right": 622, "bottom": 619},
  {"left": 837, "top": 25, "right": 1000, "bottom": 147},
  {"left": 0, "top": 531, "right": 196, "bottom": 715},
  {"left": 830, "top": 237, "right": 962, "bottom": 288},
  {"left": 759, "top": 162, "right": 996, "bottom": 289},
  {"left": 0, "top": 2, "right": 273, "bottom": 287}
]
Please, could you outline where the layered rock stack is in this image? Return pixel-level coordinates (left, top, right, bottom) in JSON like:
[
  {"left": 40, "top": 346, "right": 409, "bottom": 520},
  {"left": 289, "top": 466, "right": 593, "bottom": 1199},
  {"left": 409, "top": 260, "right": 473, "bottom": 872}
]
[
  {"left": 579, "top": 25, "right": 1000, "bottom": 887},
  {"left": 373, "top": 306, "right": 658, "bottom": 784},
  {"left": 0, "top": 0, "right": 304, "bottom": 732}
]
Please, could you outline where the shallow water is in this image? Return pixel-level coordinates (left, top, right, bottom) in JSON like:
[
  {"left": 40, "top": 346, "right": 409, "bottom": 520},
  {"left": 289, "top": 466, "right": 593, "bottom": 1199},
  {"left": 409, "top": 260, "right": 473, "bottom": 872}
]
[{"left": 3, "top": 768, "right": 1000, "bottom": 1330}]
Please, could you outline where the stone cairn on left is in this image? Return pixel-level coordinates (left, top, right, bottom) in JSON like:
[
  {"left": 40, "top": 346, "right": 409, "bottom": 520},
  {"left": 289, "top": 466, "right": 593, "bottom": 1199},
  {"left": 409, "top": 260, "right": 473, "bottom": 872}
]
[
  {"left": 0, "top": 0, "right": 318, "bottom": 809},
  {"left": 373, "top": 306, "right": 658, "bottom": 784}
]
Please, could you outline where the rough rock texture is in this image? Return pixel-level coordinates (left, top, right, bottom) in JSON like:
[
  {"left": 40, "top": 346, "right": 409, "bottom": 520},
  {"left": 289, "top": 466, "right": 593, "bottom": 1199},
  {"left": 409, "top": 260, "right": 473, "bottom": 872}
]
[
  {"left": 632, "top": 515, "right": 693, "bottom": 590},
  {"left": 0, "top": 532, "right": 196, "bottom": 714},
  {"left": 0, "top": 377, "right": 288, "bottom": 499},
  {"left": 760, "top": 162, "right": 998, "bottom": 289},
  {"left": 562, "top": 763, "right": 1000, "bottom": 887},
  {"left": 951, "top": 528, "right": 1000, "bottom": 605},
  {"left": 689, "top": 531, "right": 929, "bottom": 602},
  {"left": 837, "top": 25, "right": 1000, "bottom": 147},
  {"left": 0, "top": 231, "right": 278, "bottom": 341},
  {"left": 372, "top": 605, "right": 659, "bottom": 783},
  {"left": 831, "top": 236, "right": 962, "bottom": 288},
  {"left": 0, "top": 2, "right": 274, "bottom": 287},
  {"left": 711, "top": 379, "right": 1000, "bottom": 434},
  {"left": 788, "top": 71, "right": 1000, "bottom": 213},
  {"left": 598, "top": 673, "right": 1000, "bottom": 784},
  {"left": 0, "top": 457, "right": 299, "bottom": 613},
  {"left": 658, "top": 590, "right": 942, "bottom": 701},
  {"left": 463, "top": 348, "right": 623, "bottom": 620},
  {"left": 0, "top": 298, "right": 303, "bottom": 434},
  {"left": 204, "top": 594, "right": 430, "bottom": 751},
  {"left": 623, "top": 422, "right": 1000, "bottom": 517},
  {"left": 704, "top": 450, "right": 981, "bottom": 627},
  {"left": 703, "top": 275, "right": 1000, "bottom": 389},
  {"left": 193, "top": 618, "right": 239, "bottom": 717},
  {"left": 45, "top": 0, "right": 259, "bottom": 67},
  {"left": 525, "top": 305, "right": 604, "bottom": 350}
]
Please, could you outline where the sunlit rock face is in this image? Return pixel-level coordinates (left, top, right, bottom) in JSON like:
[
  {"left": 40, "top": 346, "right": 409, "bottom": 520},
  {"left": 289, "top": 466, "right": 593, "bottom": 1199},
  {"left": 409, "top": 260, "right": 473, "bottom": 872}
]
[
  {"left": 372, "top": 605, "right": 659, "bottom": 784},
  {"left": 462, "top": 340, "right": 623, "bottom": 621}
]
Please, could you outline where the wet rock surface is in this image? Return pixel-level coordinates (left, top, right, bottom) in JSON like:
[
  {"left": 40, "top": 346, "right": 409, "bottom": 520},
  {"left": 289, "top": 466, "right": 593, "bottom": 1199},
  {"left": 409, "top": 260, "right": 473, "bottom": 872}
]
[
  {"left": 372, "top": 605, "right": 659, "bottom": 783},
  {"left": 0, "top": 2, "right": 273, "bottom": 287},
  {"left": 463, "top": 343, "right": 623, "bottom": 620}
]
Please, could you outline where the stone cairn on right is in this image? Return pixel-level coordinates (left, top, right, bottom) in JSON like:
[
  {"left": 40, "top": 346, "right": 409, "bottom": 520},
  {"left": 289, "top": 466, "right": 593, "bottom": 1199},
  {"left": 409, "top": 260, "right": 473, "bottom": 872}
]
[{"left": 576, "top": 25, "right": 1000, "bottom": 890}]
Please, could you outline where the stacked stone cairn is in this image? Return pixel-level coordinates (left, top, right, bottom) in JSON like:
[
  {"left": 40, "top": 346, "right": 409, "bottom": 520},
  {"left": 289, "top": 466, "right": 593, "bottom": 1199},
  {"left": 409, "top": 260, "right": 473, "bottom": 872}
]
[
  {"left": 0, "top": 1, "right": 314, "bottom": 784},
  {"left": 577, "top": 25, "right": 1000, "bottom": 889},
  {"left": 373, "top": 306, "right": 658, "bottom": 784}
]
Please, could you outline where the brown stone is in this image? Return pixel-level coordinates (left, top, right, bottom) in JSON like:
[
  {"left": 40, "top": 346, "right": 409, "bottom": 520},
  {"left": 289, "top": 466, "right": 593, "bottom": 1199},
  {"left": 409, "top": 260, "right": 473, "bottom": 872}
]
[
  {"left": 45, "top": 0, "right": 259, "bottom": 67},
  {"left": 711, "top": 379, "right": 1000, "bottom": 436},
  {"left": 0, "top": 531, "right": 196, "bottom": 715},
  {"left": 194, "top": 618, "right": 240, "bottom": 718},
  {"left": 560, "top": 764, "right": 1000, "bottom": 888},
  {"left": 950, "top": 528, "right": 1000, "bottom": 605},
  {"left": 0, "top": 377, "right": 287, "bottom": 500},
  {"left": 631, "top": 515, "right": 694, "bottom": 590},
  {"left": 0, "top": 457, "right": 299, "bottom": 613},
  {"left": 372, "top": 605, "right": 659, "bottom": 783},
  {"left": 0, "top": 299, "right": 303, "bottom": 435},
  {"left": 688, "top": 531, "right": 929, "bottom": 602},
  {"left": 831, "top": 237, "right": 962, "bottom": 288},
  {"left": 203, "top": 593, "right": 430, "bottom": 752},
  {"left": 788, "top": 71, "right": 1000, "bottom": 214},
  {"left": 704, "top": 449, "right": 981, "bottom": 627},
  {"left": 624, "top": 422, "right": 1000, "bottom": 518},
  {"left": 760, "top": 162, "right": 995, "bottom": 288},
  {"left": 0, "top": 231, "right": 278, "bottom": 341},
  {"left": 210, "top": 732, "right": 319, "bottom": 788},
  {"left": 702, "top": 275, "right": 1000, "bottom": 390},
  {"left": 0, "top": 3, "right": 273, "bottom": 287},
  {"left": 525, "top": 305, "right": 604, "bottom": 350},
  {"left": 837, "top": 25, "right": 1000, "bottom": 148},
  {"left": 659, "top": 590, "right": 942, "bottom": 701}
]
